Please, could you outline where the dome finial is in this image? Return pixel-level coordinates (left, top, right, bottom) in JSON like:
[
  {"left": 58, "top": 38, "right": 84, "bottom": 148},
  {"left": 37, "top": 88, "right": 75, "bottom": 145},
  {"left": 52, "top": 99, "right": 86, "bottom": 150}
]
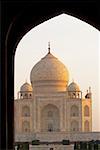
[
  {"left": 48, "top": 42, "right": 50, "bottom": 54},
  {"left": 89, "top": 86, "right": 91, "bottom": 93}
]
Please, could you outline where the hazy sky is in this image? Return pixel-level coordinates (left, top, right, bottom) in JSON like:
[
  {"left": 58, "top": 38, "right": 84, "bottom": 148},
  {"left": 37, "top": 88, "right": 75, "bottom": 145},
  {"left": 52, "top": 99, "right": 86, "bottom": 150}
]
[{"left": 15, "top": 14, "right": 100, "bottom": 131}]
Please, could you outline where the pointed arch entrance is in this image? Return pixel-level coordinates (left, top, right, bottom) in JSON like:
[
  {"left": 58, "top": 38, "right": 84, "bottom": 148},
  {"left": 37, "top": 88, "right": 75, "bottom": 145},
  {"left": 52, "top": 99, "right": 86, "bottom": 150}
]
[{"left": 41, "top": 104, "right": 60, "bottom": 132}]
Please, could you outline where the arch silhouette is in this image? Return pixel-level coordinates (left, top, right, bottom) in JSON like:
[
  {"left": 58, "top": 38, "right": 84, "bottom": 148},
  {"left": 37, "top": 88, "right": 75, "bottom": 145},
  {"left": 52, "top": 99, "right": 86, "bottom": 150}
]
[{"left": 1, "top": 1, "right": 99, "bottom": 149}]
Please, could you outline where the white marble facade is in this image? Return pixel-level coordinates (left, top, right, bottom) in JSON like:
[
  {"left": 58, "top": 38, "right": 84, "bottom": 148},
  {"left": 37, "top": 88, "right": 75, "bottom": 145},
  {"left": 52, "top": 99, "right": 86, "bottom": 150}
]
[{"left": 14, "top": 48, "right": 99, "bottom": 150}]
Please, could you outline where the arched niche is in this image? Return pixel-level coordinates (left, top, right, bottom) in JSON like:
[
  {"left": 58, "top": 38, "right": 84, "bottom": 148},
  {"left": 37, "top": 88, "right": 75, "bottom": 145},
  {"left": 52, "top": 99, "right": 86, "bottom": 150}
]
[
  {"left": 71, "top": 120, "right": 79, "bottom": 132},
  {"left": 84, "top": 105, "right": 89, "bottom": 116},
  {"left": 84, "top": 120, "right": 89, "bottom": 132},
  {"left": 22, "top": 121, "right": 30, "bottom": 133},
  {"left": 71, "top": 105, "right": 79, "bottom": 117},
  {"left": 22, "top": 106, "right": 30, "bottom": 117},
  {"left": 41, "top": 104, "right": 60, "bottom": 132}
]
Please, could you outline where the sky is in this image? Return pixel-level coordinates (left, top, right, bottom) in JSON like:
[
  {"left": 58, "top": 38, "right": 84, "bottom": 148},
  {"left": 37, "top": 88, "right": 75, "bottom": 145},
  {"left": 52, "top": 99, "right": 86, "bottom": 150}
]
[{"left": 15, "top": 14, "right": 100, "bottom": 131}]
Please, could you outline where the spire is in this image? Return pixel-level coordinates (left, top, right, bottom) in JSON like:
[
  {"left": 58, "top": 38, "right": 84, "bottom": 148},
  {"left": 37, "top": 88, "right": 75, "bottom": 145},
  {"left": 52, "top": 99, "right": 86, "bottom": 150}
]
[
  {"left": 87, "top": 90, "right": 88, "bottom": 94},
  {"left": 89, "top": 86, "right": 91, "bottom": 93},
  {"left": 48, "top": 42, "right": 50, "bottom": 54}
]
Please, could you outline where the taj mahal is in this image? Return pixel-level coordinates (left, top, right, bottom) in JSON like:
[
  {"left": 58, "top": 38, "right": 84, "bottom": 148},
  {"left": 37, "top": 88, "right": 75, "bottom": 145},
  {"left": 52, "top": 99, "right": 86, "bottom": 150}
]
[{"left": 14, "top": 44, "right": 100, "bottom": 150}]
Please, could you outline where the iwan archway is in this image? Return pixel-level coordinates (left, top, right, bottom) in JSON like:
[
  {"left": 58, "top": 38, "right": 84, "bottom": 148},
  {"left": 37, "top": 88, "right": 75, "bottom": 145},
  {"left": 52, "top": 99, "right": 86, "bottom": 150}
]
[
  {"left": 1, "top": 1, "right": 99, "bottom": 149},
  {"left": 41, "top": 104, "right": 60, "bottom": 132}
]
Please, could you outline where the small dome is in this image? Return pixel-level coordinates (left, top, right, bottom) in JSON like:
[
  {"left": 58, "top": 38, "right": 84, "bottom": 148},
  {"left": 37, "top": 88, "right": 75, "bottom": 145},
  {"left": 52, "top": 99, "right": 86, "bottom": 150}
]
[
  {"left": 20, "top": 82, "right": 32, "bottom": 92},
  {"left": 30, "top": 53, "right": 69, "bottom": 84},
  {"left": 68, "top": 82, "right": 80, "bottom": 92}
]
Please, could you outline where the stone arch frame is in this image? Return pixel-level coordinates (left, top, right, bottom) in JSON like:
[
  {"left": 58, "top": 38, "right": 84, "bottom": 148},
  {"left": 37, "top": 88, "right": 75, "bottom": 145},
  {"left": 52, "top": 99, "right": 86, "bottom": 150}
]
[
  {"left": 84, "top": 105, "right": 89, "bottom": 116},
  {"left": 1, "top": 1, "right": 99, "bottom": 148},
  {"left": 41, "top": 104, "right": 60, "bottom": 132},
  {"left": 22, "top": 105, "right": 30, "bottom": 117},
  {"left": 71, "top": 120, "right": 79, "bottom": 132},
  {"left": 71, "top": 105, "right": 79, "bottom": 117},
  {"left": 84, "top": 120, "right": 89, "bottom": 131}
]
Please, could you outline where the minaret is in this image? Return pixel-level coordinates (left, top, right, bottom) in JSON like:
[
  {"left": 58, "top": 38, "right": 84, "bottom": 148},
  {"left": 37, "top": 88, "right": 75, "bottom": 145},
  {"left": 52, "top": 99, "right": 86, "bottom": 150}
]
[{"left": 85, "top": 87, "right": 92, "bottom": 99}]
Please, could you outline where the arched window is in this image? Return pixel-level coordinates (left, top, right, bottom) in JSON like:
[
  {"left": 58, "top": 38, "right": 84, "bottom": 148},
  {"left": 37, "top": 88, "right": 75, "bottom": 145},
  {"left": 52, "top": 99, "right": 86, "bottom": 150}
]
[
  {"left": 84, "top": 105, "right": 89, "bottom": 116},
  {"left": 24, "top": 93, "right": 28, "bottom": 98},
  {"left": 29, "top": 93, "right": 32, "bottom": 97},
  {"left": 71, "top": 121, "right": 79, "bottom": 131},
  {"left": 22, "top": 121, "right": 30, "bottom": 133},
  {"left": 84, "top": 120, "right": 89, "bottom": 131},
  {"left": 71, "top": 105, "right": 79, "bottom": 117},
  {"left": 22, "top": 106, "right": 30, "bottom": 117}
]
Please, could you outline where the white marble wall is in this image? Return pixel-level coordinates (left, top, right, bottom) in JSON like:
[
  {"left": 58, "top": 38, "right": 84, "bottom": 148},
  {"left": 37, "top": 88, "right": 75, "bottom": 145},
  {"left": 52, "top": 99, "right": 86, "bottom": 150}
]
[
  {"left": 15, "top": 132, "right": 100, "bottom": 142},
  {"left": 29, "top": 144, "right": 74, "bottom": 150}
]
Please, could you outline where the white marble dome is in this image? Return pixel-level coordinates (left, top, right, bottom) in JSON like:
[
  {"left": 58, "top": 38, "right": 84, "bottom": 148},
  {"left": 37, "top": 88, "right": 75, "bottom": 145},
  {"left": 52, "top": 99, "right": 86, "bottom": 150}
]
[
  {"left": 20, "top": 82, "right": 32, "bottom": 92},
  {"left": 30, "top": 53, "right": 69, "bottom": 82},
  {"left": 68, "top": 82, "right": 80, "bottom": 92},
  {"left": 30, "top": 52, "right": 69, "bottom": 92}
]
